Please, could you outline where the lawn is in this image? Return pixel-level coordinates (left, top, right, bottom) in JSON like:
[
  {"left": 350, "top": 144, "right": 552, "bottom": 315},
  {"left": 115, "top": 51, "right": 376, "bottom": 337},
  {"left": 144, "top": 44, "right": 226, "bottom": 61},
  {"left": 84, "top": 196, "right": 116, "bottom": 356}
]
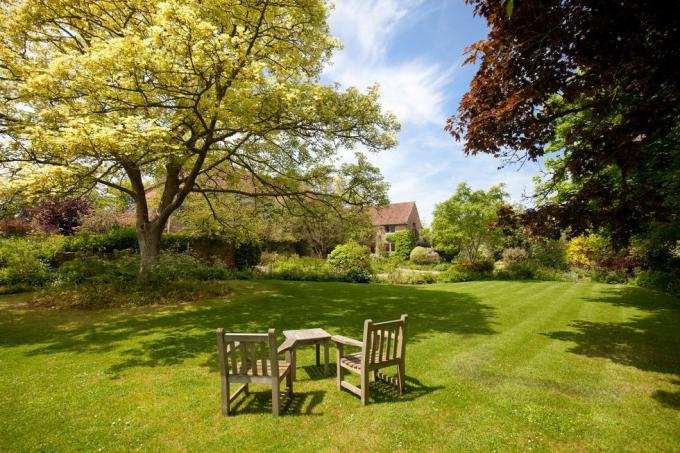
[{"left": 1, "top": 280, "right": 679, "bottom": 451}]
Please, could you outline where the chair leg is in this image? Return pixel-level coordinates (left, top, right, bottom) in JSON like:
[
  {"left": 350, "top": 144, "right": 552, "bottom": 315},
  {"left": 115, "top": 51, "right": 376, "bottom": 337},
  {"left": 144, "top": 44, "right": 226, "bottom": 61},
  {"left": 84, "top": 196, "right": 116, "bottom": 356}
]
[
  {"left": 336, "top": 345, "right": 344, "bottom": 391},
  {"left": 221, "top": 377, "right": 230, "bottom": 416},
  {"left": 397, "top": 361, "right": 405, "bottom": 395},
  {"left": 272, "top": 378, "right": 280, "bottom": 417},
  {"left": 360, "top": 368, "right": 369, "bottom": 405}
]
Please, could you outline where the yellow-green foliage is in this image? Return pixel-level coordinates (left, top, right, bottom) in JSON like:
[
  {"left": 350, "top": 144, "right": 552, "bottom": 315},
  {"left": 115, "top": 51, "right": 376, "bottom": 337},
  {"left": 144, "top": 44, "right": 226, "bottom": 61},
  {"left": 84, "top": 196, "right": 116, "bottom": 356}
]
[
  {"left": 567, "top": 234, "right": 613, "bottom": 268},
  {"left": 567, "top": 235, "right": 591, "bottom": 267}
]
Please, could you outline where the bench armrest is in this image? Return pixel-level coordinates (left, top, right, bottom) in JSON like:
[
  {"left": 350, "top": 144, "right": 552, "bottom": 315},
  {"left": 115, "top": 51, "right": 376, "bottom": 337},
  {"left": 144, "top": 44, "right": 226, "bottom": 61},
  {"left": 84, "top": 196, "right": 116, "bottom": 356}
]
[
  {"left": 277, "top": 338, "right": 296, "bottom": 354},
  {"left": 331, "top": 335, "right": 362, "bottom": 348}
]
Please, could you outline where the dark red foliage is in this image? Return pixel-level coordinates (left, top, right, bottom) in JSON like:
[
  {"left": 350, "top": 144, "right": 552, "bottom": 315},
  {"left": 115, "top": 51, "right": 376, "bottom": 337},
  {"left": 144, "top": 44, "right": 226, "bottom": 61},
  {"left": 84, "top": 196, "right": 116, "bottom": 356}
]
[
  {"left": 451, "top": 0, "right": 680, "bottom": 245},
  {"left": 32, "top": 199, "right": 90, "bottom": 236},
  {"left": 0, "top": 217, "right": 33, "bottom": 236}
]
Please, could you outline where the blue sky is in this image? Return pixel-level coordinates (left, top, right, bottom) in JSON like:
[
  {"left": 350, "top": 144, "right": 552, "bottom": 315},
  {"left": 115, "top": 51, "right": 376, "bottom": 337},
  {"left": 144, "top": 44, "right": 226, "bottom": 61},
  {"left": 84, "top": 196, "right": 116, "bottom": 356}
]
[{"left": 323, "top": 0, "right": 543, "bottom": 225}]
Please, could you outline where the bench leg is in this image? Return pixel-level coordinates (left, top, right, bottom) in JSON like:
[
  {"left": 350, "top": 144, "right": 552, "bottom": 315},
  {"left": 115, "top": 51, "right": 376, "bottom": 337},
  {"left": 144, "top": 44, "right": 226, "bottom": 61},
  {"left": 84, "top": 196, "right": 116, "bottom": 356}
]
[
  {"left": 272, "top": 378, "right": 280, "bottom": 417},
  {"left": 397, "top": 361, "right": 405, "bottom": 395},
  {"left": 360, "top": 368, "right": 369, "bottom": 405},
  {"left": 336, "top": 344, "right": 344, "bottom": 390}
]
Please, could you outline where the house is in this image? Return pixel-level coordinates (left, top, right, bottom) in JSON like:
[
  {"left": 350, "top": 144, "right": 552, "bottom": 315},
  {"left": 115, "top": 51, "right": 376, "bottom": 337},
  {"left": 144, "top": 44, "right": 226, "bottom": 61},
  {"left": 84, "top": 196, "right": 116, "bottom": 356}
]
[{"left": 368, "top": 201, "right": 422, "bottom": 254}]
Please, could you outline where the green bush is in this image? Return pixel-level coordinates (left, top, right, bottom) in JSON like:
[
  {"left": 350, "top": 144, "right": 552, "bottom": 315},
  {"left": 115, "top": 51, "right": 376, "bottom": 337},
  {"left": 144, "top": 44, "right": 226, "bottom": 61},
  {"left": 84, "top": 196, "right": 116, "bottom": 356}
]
[
  {"left": 591, "top": 269, "right": 628, "bottom": 284},
  {"left": 0, "top": 235, "right": 65, "bottom": 290},
  {"left": 529, "top": 239, "right": 567, "bottom": 269},
  {"left": 387, "top": 269, "right": 437, "bottom": 285},
  {"left": 437, "top": 269, "right": 477, "bottom": 283},
  {"left": 388, "top": 230, "right": 416, "bottom": 260},
  {"left": 453, "top": 260, "right": 494, "bottom": 273},
  {"left": 327, "top": 241, "right": 373, "bottom": 283},
  {"left": 63, "top": 228, "right": 139, "bottom": 254},
  {"left": 635, "top": 270, "right": 680, "bottom": 296},
  {"left": 263, "top": 255, "right": 336, "bottom": 281},
  {"left": 409, "top": 246, "right": 440, "bottom": 265},
  {"left": 501, "top": 247, "right": 528, "bottom": 268},
  {"left": 370, "top": 254, "right": 403, "bottom": 274}
]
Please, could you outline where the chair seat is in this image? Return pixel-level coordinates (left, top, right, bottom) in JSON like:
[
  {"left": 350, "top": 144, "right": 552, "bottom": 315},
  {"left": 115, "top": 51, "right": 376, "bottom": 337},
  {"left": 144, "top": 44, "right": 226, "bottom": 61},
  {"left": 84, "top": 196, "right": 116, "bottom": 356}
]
[
  {"left": 340, "top": 352, "right": 362, "bottom": 370},
  {"left": 232, "top": 360, "right": 290, "bottom": 378},
  {"left": 340, "top": 352, "right": 395, "bottom": 371}
]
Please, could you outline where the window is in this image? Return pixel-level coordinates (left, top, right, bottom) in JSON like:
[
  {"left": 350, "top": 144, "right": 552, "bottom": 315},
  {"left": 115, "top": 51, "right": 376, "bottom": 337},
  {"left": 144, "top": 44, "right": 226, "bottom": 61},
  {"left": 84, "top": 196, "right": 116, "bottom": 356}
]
[{"left": 384, "top": 225, "right": 396, "bottom": 233}]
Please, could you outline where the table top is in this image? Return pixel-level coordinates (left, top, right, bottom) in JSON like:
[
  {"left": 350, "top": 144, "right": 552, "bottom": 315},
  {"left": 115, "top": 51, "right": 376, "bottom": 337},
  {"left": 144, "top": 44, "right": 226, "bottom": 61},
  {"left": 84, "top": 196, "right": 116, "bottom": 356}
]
[{"left": 283, "top": 328, "right": 331, "bottom": 341}]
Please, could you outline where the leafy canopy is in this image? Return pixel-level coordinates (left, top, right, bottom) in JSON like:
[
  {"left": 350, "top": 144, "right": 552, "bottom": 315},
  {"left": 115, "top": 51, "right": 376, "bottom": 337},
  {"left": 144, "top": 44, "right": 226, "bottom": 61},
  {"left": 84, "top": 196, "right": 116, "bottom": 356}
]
[
  {"left": 0, "top": 0, "right": 399, "bottom": 269},
  {"left": 449, "top": 0, "right": 680, "bottom": 245},
  {"left": 432, "top": 183, "right": 507, "bottom": 263}
]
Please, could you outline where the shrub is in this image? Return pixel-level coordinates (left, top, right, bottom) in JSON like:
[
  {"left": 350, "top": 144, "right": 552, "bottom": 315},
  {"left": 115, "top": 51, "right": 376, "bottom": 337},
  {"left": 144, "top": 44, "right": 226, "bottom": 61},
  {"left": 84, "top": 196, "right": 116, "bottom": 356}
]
[
  {"left": 591, "top": 269, "right": 628, "bottom": 284},
  {"left": 0, "top": 235, "right": 65, "bottom": 289},
  {"left": 502, "top": 247, "right": 528, "bottom": 267},
  {"left": 63, "top": 228, "right": 139, "bottom": 254},
  {"left": 453, "top": 260, "right": 494, "bottom": 273},
  {"left": 371, "top": 254, "right": 403, "bottom": 274},
  {"left": 263, "top": 255, "right": 336, "bottom": 281},
  {"left": 78, "top": 208, "right": 131, "bottom": 233},
  {"left": 635, "top": 270, "right": 680, "bottom": 296},
  {"left": 529, "top": 239, "right": 567, "bottom": 269},
  {"left": 0, "top": 217, "right": 33, "bottom": 236},
  {"left": 388, "top": 230, "right": 416, "bottom": 260},
  {"left": 387, "top": 269, "right": 437, "bottom": 285},
  {"left": 327, "top": 241, "right": 372, "bottom": 283},
  {"left": 438, "top": 269, "right": 476, "bottom": 283},
  {"left": 31, "top": 279, "right": 233, "bottom": 309},
  {"left": 32, "top": 198, "right": 90, "bottom": 235},
  {"left": 409, "top": 246, "right": 440, "bottom": 265}
]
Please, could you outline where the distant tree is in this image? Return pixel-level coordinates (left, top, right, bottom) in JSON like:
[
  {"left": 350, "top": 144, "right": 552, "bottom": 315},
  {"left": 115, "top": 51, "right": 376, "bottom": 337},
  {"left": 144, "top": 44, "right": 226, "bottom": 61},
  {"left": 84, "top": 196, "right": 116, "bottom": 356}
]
[
  {"left": 448, "top": 0, "right": 680, "bottom": 245},
  {"left": 432, "top": 183, "right": 507, "bottom": 263},
  {"left": 0, "top": 0, "right": 398, "bottom": 276}
]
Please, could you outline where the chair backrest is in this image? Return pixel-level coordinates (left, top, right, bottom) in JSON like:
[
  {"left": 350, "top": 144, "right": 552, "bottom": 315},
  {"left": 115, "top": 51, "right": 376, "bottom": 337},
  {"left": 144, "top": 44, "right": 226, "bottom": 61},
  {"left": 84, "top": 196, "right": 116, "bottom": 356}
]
[
  {"left": 216, "top": 328, "right": 279, "bottom": 378},
  {"left": 361, "top": 315, "right": 408, "bottom": 367}
]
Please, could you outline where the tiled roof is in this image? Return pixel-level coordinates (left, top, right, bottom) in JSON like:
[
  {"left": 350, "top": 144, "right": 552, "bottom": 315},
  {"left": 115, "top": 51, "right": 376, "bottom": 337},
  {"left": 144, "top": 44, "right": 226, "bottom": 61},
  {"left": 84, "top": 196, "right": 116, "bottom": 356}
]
[{"left": 368, "top": 201, "right": 416, "bottom": 226}]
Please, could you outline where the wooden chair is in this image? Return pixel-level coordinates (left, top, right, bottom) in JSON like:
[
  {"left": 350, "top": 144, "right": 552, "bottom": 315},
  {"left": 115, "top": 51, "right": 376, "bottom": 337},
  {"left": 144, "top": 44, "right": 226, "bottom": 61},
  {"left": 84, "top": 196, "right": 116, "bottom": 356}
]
[
  {"left": 216, "top": 328, "right": 295, "bottom": 416},
  {"left": 332, "top": 315, "right": 408, "bottom": 405}
]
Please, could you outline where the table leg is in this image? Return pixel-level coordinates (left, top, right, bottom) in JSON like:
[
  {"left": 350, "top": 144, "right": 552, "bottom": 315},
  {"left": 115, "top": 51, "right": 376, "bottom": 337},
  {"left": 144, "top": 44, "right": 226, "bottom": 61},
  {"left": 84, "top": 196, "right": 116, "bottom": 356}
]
[
  {"left": 292, "top": 348, "right": 296, "bottom": 381},
  {"left": 323, "top": 339, "right": 329, "bottom": 376},
  {"left": 315, "top": 343, "right": 320, "bottom": 366}
]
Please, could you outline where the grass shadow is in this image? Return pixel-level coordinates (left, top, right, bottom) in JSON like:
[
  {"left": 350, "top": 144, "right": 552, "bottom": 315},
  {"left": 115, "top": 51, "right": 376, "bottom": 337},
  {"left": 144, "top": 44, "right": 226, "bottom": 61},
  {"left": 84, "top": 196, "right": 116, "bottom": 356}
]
[
  {"left": 0, "top": 281, "right": 496, "bottom": 379},
  {"left": 228, "top": 390, "right": 325, "bottom": 417},
  {"left": 544, "top": 286, "right": 680, "bottom": 409},
  {"left": 368, "top": 375, "right": 443, "bottom": 405}
]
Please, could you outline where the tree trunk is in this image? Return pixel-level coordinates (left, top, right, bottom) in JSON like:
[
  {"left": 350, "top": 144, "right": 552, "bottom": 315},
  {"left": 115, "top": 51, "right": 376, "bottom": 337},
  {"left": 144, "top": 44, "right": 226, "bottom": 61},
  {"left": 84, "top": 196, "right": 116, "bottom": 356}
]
[{"left": 137, "top": 222, "right": 163, "bottom": 279}]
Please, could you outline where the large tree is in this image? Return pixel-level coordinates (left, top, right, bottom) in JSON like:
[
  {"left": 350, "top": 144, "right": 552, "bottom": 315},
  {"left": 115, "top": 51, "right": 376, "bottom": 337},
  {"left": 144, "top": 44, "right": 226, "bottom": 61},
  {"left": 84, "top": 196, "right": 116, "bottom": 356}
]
[
  {"left": 448, "top": 0, "right": 680, "bottom": 245},
  {"left": 432, "top": 183, "right": 507, "bottom": 263},
  {"left": 0, "top": 0, "right": 398, "bottom": 275}
]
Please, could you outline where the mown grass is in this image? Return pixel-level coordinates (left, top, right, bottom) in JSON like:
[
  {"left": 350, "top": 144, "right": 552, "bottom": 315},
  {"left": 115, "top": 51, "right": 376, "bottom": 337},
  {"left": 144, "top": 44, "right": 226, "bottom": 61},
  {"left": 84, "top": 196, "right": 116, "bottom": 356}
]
[{"left": 1, "top": 281, "right": 679, "bottom": 451}]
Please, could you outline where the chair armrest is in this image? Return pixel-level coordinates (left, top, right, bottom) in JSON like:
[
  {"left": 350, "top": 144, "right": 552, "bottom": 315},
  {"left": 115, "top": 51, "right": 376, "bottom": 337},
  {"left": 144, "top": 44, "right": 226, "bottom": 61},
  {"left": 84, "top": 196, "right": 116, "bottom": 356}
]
[
  {"left": 331, "top": 335, "right": 362, "bottom": 348},
  {"left": 277, "top": 338, "right": 296, "bottom": 354}
]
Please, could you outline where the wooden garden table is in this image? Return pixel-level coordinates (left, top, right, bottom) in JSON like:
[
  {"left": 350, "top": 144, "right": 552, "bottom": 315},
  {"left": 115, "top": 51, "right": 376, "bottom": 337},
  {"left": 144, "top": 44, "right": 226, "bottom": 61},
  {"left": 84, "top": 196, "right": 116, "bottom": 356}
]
[{"left": 282, "top": 328, "right": 331, "bottom": 380}]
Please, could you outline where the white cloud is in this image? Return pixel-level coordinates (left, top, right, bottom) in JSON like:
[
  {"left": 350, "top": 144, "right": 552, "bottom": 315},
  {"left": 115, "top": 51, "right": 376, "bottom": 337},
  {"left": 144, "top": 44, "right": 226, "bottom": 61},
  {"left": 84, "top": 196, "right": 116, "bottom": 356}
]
[
  {"left": 324, "top": 0, "right": 541, "bottom": 224},
  {"left": 325, "top": 0, "right": 451, "bottom": 126}
]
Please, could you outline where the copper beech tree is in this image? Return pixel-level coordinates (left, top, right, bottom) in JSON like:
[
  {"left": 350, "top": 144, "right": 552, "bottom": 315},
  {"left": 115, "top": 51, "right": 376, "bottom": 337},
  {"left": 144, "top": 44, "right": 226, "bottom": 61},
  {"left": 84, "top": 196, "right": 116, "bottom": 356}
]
[
  {"left": 0, "top": 0, "right": 398, "bottom": 276},
  {"left": 449, "top": 0, "right": 680, "bottom": 244}
]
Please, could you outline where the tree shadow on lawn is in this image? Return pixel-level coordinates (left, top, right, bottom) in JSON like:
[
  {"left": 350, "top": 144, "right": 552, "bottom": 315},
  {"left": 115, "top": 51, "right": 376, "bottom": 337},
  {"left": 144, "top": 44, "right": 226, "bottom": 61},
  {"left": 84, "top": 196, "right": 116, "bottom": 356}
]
[
  {"left": 1, "top": 281, "right": 496, "bottom": 379},
  {"left": 544, "top": 286, "right": 680, "bottom": 409}
]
